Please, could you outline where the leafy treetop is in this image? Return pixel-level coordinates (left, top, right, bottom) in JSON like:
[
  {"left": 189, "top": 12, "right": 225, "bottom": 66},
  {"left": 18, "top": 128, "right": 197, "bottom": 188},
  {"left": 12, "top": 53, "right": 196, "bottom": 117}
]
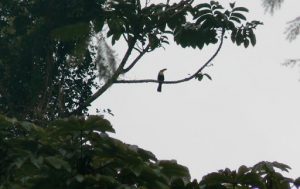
[
  {"left": 0, "top": 0, "right": 262, "bottom": 121},
  {"left": 0, "top": 114, "right": 299, "bottom": 189}
]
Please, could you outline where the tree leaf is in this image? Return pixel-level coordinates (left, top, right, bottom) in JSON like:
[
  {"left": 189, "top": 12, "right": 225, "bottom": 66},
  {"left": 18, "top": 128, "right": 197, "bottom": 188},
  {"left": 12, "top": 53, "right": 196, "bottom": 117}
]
[
  {"left": 238, "top": 172, "right": 266, "bottom": 189},
  {"left": 137, "top": 148, "right": 157, "bottom": 162},
  {"left": 237, "top": 165, "right": 250, "bottom": 176},
  {"left": 226, "top": 21, "right": 236, "bottom": 30},
  {"left": 248, "top": 28, "right": 256, "bottom": 46},
  {"left": 231, "top": 29, "right": 237, "bottom": 43},
  {"left": 271, "top": 161, "right": 291, "bottom": 172},
  {"left": 236, "top": 29, "right": 243, "bottom": 46},
  {"left": 229, "top": 16, "right": 242, "bottom": 23},
  {"left": 231, "top": 13, "right": 247, "bottom": 21},
  {"left": 148, "top": 34, "right": 160, "bottom": 49},
  {"left": 200, "top": 172, "right": 232, "bottom": 185},
  {"left": 85, "top": 115, "right": 115, "bottom": 133},
  {"left": 230, "top": 2, "right": 236, "bottom": 9},
  {"left": 196, "top": 14, "right": 214, "bottom": 25},
  {"left": 203, "top": 73, "right": 212, "bottom": 80},
  {"left": 196, "top": 9, "right": 213, "bottom": 17},
  {"left": 158, "top": 160, "right": 191, "bottom": 180},
  {"left": 194, "top": 3, "right": 211, "bottom": 10},
  {"left": 45, "top": 156, "right": 71, "bottom": 172},
  {"left": 212, "top": 4, "right": 223, "bottom": 11},
  {"left": 195, "top": 74, "right": 204, "bottom": 81},
  {"left": 243, "top": 38, "right": 250, "bottom": 48},
  {"left": 232, "top": 7, "right": 249, "bottom": 13}
]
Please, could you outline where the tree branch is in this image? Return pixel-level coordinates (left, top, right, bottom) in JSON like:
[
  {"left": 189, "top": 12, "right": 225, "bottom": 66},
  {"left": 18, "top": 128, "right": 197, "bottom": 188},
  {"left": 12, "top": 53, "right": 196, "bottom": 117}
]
[
  {"left": 115, "top": 29, "right": 225, "bottom": 84},
  {"left": 71, "top": 37, "right": 138, "bottom": 115},
  {"left": 121, "top": 45, "right": 150, "bottom": 73}
]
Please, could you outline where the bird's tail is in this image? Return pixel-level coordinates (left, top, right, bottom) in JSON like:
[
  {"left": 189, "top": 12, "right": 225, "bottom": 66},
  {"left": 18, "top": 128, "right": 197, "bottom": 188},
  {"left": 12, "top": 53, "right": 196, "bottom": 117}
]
[{"left": 157, "top": 83, "right": 162, "bottom": 92}]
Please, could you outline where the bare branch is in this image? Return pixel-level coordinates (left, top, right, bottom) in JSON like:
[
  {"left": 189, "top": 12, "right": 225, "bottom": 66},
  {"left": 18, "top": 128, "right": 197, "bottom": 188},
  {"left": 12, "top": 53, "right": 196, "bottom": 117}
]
[
  {"left": 122, "top": 45, "right": 151, "bottom": 73},
  {"left": 72, "top": 37, "right": 138, "bottom": 115},
  {"left": 115, "top": 29, "right": 225, "bottom": 84}
]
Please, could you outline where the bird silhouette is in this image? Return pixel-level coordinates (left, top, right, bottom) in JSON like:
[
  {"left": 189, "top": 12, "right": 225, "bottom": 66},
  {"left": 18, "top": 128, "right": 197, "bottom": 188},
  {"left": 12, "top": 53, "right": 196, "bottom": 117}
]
[{"left": 157, "top": 68, "right": 167, "bottom": 92}]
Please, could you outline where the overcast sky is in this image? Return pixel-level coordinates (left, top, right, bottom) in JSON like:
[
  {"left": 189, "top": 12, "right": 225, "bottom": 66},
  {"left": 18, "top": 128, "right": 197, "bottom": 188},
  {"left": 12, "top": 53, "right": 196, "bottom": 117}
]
[{"left": 90, "top": 0, "right": 300, "bottom": 179}]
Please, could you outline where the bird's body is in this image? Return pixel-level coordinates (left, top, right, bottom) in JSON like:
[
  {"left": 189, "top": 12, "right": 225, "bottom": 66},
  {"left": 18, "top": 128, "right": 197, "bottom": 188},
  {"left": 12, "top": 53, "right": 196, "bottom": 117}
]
[{"left": 157, "top": 69, "right": 167, "bottom": 92}]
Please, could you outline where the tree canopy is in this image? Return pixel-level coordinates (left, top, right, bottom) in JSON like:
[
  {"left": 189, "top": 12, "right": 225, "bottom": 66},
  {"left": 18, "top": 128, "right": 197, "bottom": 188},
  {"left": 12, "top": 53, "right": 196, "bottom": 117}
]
[
  {"left": 0, "top": 0, "right": 262, "bottom": 122},
  {"left": 1, "top": 114, "right": 299, "bottom": 189},
  {"left": 0, "top": 1, "right": 299, "bottom": 188}
]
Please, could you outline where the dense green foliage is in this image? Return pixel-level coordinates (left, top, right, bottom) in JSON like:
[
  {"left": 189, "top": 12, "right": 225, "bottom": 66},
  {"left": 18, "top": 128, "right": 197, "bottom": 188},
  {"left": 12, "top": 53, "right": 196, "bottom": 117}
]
[
  {"left": 0, "top": 0, "right": 262, "bottom": 122},
  {"left": 0, "top": 0, "right": 103, "bottom": 121},
  {"left": 3, "top": 2, "right": 297, "bottom": 188},
  {"left": 0, "top": 114, "right": 299, "bottom": 189}
]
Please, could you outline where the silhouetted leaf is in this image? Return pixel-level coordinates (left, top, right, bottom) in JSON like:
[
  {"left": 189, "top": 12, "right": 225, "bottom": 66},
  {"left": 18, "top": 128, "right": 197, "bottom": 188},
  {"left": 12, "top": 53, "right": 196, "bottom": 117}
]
[
  {"left": 45, "top": 156, "right": 71, "bottom": 172},
  {"left": 244, "top": 38, "right": 249, "bottom": 48},
  {"left": 85, "top": 115, "right": 115, "bottom": 133},
  {"left": 231, "top": 13, "right": 247, "bottom": 21},
  {"left": 196, "top": 9, "right": 213, "bottom": 17},
  {"left": 237, "top": 165, "right": 250, "bottom": 176},
  {"left": 50, "top": 117, "right": 84, "bottom": 133},
  {"left": 231, "top": 29, "right": 237, "bottom": 43},
  {"left": 238, "top": 172, "right": 266, "bottom": 189},
  {"left": 248, "top": 28, "right": 256, "bottom": 46},
  {"left": 138, "top": 148, "right": 157, "bottom": 162},
  {"left": 230, "top": 2, "right": 236, "bottom": 9},
  {"left": 171, "top": 178, "right": 185, "bottom": 189},
  {"left": 236, "top": 29, "right": 243, "bottom": 46},
  {"left": 194, "top": 3, "right": 211, "bottom": 10},
  {"left": 158, "top": 160, "right": 191, "bottom": 180},
  {"left": 272, "top": 161, "right": 291, "bottom": 172},
  {"left": 232, "top": 7, "right": 249, "bottom": 13},
  {"left": 212, "top": 4, "right": 223, "bottom": 11},
  {"left": 229, "top": 16, "right": 242, "bottom": 23},
  {"left": 253, "top": 161, "right": 275, "bottom": 173},
  {"left": 195, "top": 74, "right": 204, "bottom": 81},
  {"left": 196, "top": 14, "right": 214, "bottom": 25},
  {"left": 201, "top": 172, "right": 232, "bottom": 185},
  {"left": 203, "top": 73, "right": 212, "bottom": 80}
]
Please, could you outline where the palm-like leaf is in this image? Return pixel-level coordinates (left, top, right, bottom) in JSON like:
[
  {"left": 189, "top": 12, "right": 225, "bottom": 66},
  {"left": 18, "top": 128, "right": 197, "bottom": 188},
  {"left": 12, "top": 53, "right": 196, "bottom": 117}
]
[
  {"left": 261, "top": 0, "right": 285, "bottom": 14},
  {"left": 285, "top": 16, "right": 300, "bottom": 41}
]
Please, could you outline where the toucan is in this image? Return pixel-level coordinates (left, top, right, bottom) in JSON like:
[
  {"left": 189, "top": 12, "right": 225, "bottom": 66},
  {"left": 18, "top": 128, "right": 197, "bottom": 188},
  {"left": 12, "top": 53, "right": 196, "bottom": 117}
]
[{"left": 157, "top": 68, "right": 167, "bottom": 92}]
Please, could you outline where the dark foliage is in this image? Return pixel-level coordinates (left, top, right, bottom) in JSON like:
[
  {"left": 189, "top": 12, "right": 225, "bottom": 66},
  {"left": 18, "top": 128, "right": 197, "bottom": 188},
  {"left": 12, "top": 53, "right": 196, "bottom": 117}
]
[
  {"left": 0, "top": 114, "right": 299, "bottom": 189},
  {"left": 0, "top": 0, "right": 102, "bottom": 121},
  {"left": 0, "top": 0, "right": 262, "bottom": 122}
]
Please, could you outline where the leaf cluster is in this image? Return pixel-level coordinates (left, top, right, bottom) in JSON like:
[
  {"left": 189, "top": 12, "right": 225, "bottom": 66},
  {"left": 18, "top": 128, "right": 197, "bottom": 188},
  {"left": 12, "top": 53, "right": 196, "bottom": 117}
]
[
  {"left": 0, "top": 0, "right": 262, "bottom": 121},
  {"left": 191, "top": 1, "right": 262, "bottom": 48},
  {"left": 104, "top": 0, "right": 262, "bottom": 50},
  {"left": 200, "top": 162, "right": 299, "bottom": 189},
  {"left": 0, "top": 0, "right": 103, "bottom": 121},
  {"left": 0, "top": 114, "right": 191, "bottom": 189},
  {"left": 1, "top": 114, "right": 299, "bottom": 189}
]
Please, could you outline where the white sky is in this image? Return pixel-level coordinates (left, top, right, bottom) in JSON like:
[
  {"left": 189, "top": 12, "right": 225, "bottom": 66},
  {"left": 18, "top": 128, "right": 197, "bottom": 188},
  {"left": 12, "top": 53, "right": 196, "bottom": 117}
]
[{"left": 90, "top": 0, "right": 300, "bottom": 179}]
